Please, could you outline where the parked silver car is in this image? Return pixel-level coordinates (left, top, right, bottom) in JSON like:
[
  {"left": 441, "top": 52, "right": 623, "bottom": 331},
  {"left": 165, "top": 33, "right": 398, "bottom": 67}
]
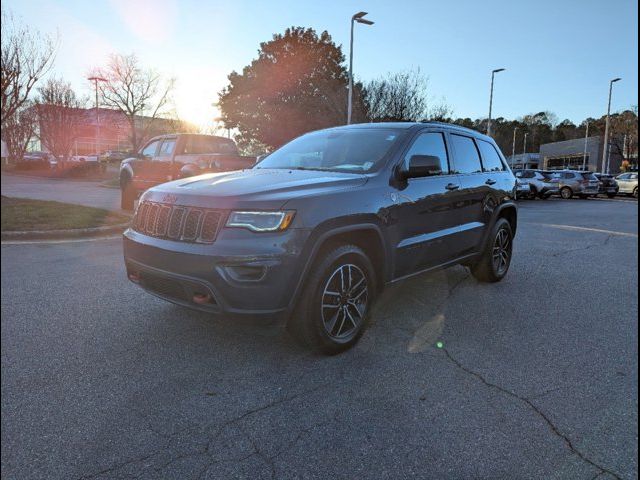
[
  {"left": 514, "top": 169, "right": 560, "bottom": 199},
  {"left": 551, "top": 170, "right": 600, "bottom": 199},
  {"left": 615, "top": 172, "right": 638, "bottom": 198}
]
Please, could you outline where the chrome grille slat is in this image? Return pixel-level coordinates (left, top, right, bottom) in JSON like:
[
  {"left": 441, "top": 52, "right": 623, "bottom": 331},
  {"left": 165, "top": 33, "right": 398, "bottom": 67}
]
[{"left": 132, "top": 201, "right": 223, "bottom": 244}]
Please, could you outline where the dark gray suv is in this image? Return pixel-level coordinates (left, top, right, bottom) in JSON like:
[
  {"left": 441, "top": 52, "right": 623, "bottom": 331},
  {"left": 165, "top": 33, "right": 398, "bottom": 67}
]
[{"left": 124, "top": 122, "right": 517, "bottom": 353}]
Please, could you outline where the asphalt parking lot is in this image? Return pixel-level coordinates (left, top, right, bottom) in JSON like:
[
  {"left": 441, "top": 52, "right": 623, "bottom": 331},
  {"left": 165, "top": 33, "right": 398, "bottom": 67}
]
[{"left": 1, "top": 198, "right": 638, "bottom": 480}]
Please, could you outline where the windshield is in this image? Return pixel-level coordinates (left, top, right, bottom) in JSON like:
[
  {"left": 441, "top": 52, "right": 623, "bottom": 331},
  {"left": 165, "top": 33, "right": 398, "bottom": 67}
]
[{"left": 255, "top": 128, "right": 402, "bottom": 173}]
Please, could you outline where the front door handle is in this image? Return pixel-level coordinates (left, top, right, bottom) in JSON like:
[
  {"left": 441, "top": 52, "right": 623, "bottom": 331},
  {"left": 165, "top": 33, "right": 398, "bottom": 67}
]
[
  {"left": 485, "top": 179, "right": 497, "bottom": 185},
  {"left": 445, "top": 183, "right": 460, "bottom": 191}
]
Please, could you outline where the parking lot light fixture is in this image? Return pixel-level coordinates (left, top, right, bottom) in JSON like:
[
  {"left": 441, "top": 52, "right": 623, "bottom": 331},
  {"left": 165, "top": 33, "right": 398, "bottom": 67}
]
[
  {"left": 487, "top": 68, "right": 505, "bottom": 136},
  {"left": 347, "top": 12, "right": 374, "bottom": 125},
  {"left": 602, "top": 77, "right": 621, "bottom": 174}
]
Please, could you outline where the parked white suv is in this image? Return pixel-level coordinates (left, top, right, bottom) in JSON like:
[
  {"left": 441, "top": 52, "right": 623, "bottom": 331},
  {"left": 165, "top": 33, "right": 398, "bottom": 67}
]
[{"left": 615, "top": 172, "right": 638, "bottom": 198}]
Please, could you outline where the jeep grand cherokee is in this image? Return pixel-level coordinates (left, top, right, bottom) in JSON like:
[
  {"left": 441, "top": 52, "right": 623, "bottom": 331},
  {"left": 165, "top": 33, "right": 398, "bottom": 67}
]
[{"left": 124, "top": 122, "right": 517, "bottom": 354}]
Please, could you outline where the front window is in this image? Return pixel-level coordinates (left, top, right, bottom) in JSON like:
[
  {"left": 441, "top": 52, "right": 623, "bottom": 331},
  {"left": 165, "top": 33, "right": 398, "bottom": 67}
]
[
  {"left": 140, "top": 140, "right": 160, "bottom": 158},
  {"left": 255, "top": 128, "right": 403, "bottom": 173}
]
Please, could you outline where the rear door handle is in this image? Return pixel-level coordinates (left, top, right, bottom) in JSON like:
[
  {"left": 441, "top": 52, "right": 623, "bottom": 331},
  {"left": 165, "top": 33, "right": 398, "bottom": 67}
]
[
  {"left": 445, "top": 183, "right": 460, "bottom": 191},
  {"left": 485, "top": 179, "right": 497, "bottom": 185}
]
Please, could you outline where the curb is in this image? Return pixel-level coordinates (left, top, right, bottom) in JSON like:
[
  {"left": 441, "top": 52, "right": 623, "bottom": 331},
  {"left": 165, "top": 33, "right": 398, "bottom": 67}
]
[{"left": 1, "top": 222, "right": 131, "bottom": 241}]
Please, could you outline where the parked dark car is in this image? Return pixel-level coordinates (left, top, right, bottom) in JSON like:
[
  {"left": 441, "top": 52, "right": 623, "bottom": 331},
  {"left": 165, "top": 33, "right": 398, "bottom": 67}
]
[
  {"left": 18, "top": 151, "right": 54, "bottom": 169},
  {"left": 551, "top": 170, "right": 600, "bottom": 199},
  {"left": 123, "top": 122, "right": 518, "bottom": 353},
  {"left": 594, "top": 173, "right": 619, "bottom": 198},
  {"left": 119, "top": 134, "right": 255, "bottom": 210}
]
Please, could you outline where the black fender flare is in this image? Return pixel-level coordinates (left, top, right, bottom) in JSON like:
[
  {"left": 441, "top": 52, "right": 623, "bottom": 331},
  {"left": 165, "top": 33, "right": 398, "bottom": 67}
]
[{"left": 287, "top": 221, "right": 389, "bottom": 312}]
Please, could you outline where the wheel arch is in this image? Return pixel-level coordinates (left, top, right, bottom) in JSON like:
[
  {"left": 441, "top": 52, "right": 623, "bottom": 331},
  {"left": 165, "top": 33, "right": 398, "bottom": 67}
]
[{"left": 288, "top": 220, "right": 390, "bottom": 313}]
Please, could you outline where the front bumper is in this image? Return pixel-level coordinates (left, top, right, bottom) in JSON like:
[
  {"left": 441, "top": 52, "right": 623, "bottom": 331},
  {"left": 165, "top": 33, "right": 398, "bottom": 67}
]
[{"left": 123, "top": 227, "right": 310, "bottom": 320}]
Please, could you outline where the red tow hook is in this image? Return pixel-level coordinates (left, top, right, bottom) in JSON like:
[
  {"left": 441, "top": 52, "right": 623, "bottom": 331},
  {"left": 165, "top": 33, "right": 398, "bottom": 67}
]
[{"left": 192, "top": 293, "right": 211, "bottom": 305}]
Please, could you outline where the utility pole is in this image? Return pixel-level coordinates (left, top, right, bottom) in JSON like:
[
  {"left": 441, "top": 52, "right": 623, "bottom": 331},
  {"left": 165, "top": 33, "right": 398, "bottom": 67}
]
[
  {"left": 511, "top": 127, "right": 517, "bottom": 169},
  {"left": 347, "top": 12, "right": 374, "bottom": 125},
  {"left": 487, "top": 68, "right": 505, "bottom": 136},
  {"left": 602, "top": 77, "right": 621, "bottom": 174},
  {"left": 582, "top": 122, "right": 589, "bottom": 171},
  {"left": 88, "top": 76, "right": 107, "bottom": 157}
]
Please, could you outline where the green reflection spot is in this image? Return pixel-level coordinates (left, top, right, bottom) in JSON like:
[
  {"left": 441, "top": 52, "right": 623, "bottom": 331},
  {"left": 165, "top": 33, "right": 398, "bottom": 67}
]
[{"left": 436, "top": 341, "right": 443, "bottom": 349}]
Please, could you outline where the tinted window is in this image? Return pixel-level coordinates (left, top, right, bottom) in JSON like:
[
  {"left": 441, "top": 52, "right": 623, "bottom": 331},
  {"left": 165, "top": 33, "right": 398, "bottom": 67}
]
[
  {"left": 477, "top": 140, "right": 505, "bottom": 172},
  {"left": 565, "top": 173, "right": 576, "bottom": 179},
  {"left": 403, "top": 132, "right": 449, "bottom": 174},
  {"left": 631, "top": 174, "right": 638, "bottom": 180},
  {"left": 581, "top": 172, "right": 597, "bottom": 180},
  {"left": 256, "top": 129, "right": 402, "bottom": 173},
  {"left": 450, "top": 134, "right": 482, "bottom": 174},
  {"left": 617, "top": 174, "right": 630, "bottom": 179},
  {"left": 140, "top": 140, "right": 160, "bottom": 157},
  {"left": 182, "top": 137, "right": 238, "bottom": 155}
]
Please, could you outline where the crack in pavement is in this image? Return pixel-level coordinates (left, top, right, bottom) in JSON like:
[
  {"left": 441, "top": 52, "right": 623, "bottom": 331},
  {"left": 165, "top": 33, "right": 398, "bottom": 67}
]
[
  {"left": 550, "top": 234, "right": 613, "bottom": 257},
  {"left": 74, "top": 383, "right": 330, "bottom": 480},
  {"left": 440, "top": 347, "right": 623, "bottom": 480}
]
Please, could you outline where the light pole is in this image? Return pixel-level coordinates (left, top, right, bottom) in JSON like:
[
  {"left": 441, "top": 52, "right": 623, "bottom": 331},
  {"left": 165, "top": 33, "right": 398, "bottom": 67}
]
[
  {"left": 582, "top": 122, "right": 589, "bottom": 171},
  {"left": 88, "top": 76, "right": 107, "bottom": 156},
  {"left": 487, "top": 68, "right": 505, "bottom": 136},
  {"left": 511, "top": 127, "right": 517, "bottom": 169},
  {"left": 602, "top": 77, "right": 621, "bottom": 174},
  {"left": 522, "top": 132, "right": 528, "bottom": 169},
  {"left": 347, "top": 11, "right": 374, "bottom": 125}
]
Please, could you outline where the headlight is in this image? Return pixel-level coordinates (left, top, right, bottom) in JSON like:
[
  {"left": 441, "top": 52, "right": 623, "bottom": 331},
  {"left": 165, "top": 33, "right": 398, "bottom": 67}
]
[{"left": 226, "top": 211, "right": 295, "bottom": 232}]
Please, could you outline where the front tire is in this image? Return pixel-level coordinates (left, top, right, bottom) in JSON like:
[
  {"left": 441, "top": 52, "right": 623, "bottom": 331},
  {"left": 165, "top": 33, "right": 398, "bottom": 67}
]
[
  {"left": 634, "top": 187, "right": 638, "bottom": 199},
  {"left": 120, "top": 178, "right": 136, "bottom": 211},
  {"left": 470, "top": 218, "right": 513, "bottom": 283},
  {"left": 287, "top": 245, "right": 376, "bottom": 354},
  {"left": 560, "top": 187, "right": 573, "bottom": 199}
]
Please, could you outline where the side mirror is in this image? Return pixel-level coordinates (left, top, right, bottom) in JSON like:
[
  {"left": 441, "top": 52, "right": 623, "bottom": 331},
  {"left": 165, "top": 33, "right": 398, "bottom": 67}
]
[
  {"left": 256, "top": 153, "right": 269, "bottom": 163},
  {"left": 402, "top": 155, "right": 443, "bottom": 179}
]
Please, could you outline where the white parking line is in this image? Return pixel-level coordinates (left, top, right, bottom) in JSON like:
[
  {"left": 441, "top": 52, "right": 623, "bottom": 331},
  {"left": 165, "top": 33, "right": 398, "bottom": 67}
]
[{"left": 529, "top": 223, "right": 638, "bottom": 238}]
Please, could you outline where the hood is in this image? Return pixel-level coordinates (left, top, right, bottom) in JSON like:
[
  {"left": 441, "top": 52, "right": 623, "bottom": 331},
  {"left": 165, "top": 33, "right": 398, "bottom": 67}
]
[{"left": 143, "top": 168, "right": 368, "bottom": 210}]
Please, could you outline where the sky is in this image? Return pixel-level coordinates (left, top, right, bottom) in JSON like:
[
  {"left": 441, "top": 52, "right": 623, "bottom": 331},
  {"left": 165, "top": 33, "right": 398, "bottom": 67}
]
[{"left": 5, "top": 0, "right": 639, "bottom": 130}]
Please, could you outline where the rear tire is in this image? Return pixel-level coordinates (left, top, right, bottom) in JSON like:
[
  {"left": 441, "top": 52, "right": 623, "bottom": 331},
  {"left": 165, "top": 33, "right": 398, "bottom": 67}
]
[
  {"left": 120, "top": 178, "right": 136, "bottom": 211},
  {"left": 560, "top": 187, "right": 573, "bottom": 199},
  {"left": 634, "top": 187, "right": 638, "bottom": 199},
  {"left": 607, "top": 193, "right": 616, "bottom": 199},
  {"left": 470, "top": 218, "right": 513, "bottom": 283},
  {"left": 287, "top": 244, "right": 376, "bottom": 354},
  {"left": 529, "top": 186, "right": 538, "bottom": 200}
]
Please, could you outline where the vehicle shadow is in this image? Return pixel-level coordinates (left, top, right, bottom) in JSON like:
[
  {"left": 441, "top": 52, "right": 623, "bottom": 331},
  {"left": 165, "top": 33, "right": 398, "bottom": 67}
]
[{"left": 145, "top": 264, "right": 472, "bottom": 359}]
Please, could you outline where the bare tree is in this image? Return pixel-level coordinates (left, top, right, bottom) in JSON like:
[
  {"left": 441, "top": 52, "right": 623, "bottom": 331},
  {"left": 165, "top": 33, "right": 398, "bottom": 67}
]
[
  {"left": 93, "top": 53, "right": 175, "bottom": 151},
  {"left": 35, "top": 78, "right": 85, "bottom": 162},
  {"left": 3, "top": 103, "right": 37, "bottom": 163},
  {"left": 365, "top": 69, "right": 431, "bottom": 122},
  {"left": 1, "top": 8, "right": 57, "bottom": 127}
]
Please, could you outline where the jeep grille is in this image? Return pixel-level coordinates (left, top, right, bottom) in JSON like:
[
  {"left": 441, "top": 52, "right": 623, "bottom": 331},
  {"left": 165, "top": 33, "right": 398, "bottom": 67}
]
[{"left": 133, "top": 201, "right": 224, "bottom": 244}]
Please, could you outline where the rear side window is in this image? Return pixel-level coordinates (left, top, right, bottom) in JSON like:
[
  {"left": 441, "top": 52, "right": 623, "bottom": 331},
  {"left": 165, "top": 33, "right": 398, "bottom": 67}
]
[
  {"left": 450, "top": 134, "right": 482, "bottom": 174},
  {"left": 477, "top": 140, "right": 505, "bottom": 172},
  {"left": 581, "top": 172, "right": 597, "bottom": 180},
  {"left": 403, "top": 132, "right": 449, "bottom": 174},
  {"left": 565, "top": 173, "right": 576, "bottom": 179},
  {"left": 182, "top": 137, "right": 239, "bottom": 155}
]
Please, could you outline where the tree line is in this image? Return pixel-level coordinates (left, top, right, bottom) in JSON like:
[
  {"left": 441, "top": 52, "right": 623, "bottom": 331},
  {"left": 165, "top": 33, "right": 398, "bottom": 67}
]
[
  {"left": 217, "top": 27, "right": 638, "bottom": 162},
  {"left": 1, "top": 14, "right": 637, "bottom": 167},
  {"left": 1, "top": 8, "right": 186, "bottom": 164}
]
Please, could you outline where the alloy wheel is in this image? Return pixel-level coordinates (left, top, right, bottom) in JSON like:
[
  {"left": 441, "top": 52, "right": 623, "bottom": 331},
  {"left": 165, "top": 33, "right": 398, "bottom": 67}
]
[
  {"left": 492, "top": 228, "right": 511, "bottom": 275},
  {"left": 321, "top": 264, "right": 368, "bottom": 340}
]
